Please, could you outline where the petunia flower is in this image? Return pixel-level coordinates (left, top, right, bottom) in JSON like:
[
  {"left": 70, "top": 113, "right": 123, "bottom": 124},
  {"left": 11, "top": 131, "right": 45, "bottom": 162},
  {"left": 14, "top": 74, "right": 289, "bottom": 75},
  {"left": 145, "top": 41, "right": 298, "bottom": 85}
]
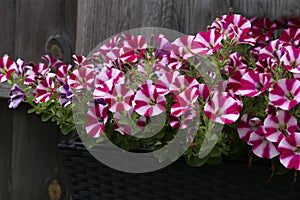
[
  {"left": 35, "top": 76, "right": 55, "bottom": 103},
  {"left": 191, "top": 29, "right": 224, "bottom": 55},
  {"left": 169, "top": 75, "right": 199, "bottom": 95},
  {"left": 42, "top": 55, "right": 64, "bottom": 68},
  {"left": 93, "top": 35, "right": 122, "bottom": 63},
  {"left": 278, "top": 132, "right": 300, "bottom": 170},
  {"left": 73, "top": 55, "right": 94, "bottom": 69},
  {"left": 237, "top": 114, "right": 262, "bottom": 143},
  {"left": 259, "top": 39, "right": 286, "bottom": 62},
  {"left": 120, "top": 35, "right": 147, "bottom": 63},
  {"left": 170, "top": 108, "right": 198, "bottom": 129},
  {"left": 134, "top": 81, "right": 166, "bottom": 116},
  {"left": 85, "top": 103, "right": 108, "bottom": 138},
  {"left": 59, "top": 84, "right": 74, "bottom": 108},
  {"left": 154, "top": 34, "right": 172, "bottom": 59},
  {"left": 104, "top": 83, "right": 134, "bottom": 113},
  {"left": 68, "top": 67, "right": 95, "bottom": 91},
  {"left": 281, "top": 45, "right": 300, "bottom": 73},
  {"left": 279, "top": 27, "right": 300, "bottom": 46},
  {"left": 56, "top": 64, "right": 72, "bottom": 84},
  {"left": 238, "top": 71, "right": 272, "bottom": 97},
  {"left": 8, "top": 84, "right": 26, "bottom": 109},
  {"left": 24, "top": 63, "right": 50, "bottom": 84},
  {"left": 248, "top": 126, "right": 280, "bottom": 159},
  {"left": 155, "top": 71, "right": 180, "bottom": 95},
  {"left": 204, "top": 92, "right": 241, "bottom": 124},
  {"left": 171, "top": 35, "right": 195, "bottom": 59},
  {"left": 0, "top": 55, "right": 16, "bottom": 83},
  {"left": 250, "top": 18, "right": 277, "bottom": 43},
  {"left": 269, "top": 78, "right": 300, "bottom": 110},
  {"left": 264, "top": 110, "right": 297, "bottom": 143}
]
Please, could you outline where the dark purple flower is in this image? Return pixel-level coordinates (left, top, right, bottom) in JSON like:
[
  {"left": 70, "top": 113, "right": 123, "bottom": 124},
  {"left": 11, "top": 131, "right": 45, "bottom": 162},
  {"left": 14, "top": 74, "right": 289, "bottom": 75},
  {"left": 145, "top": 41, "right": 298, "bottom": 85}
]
[
  {"left": 59, "top": 84, "right": 74, "bottom": 107},
  {"left": 8, "top": 84, "right": 25, "bottom": 109}
]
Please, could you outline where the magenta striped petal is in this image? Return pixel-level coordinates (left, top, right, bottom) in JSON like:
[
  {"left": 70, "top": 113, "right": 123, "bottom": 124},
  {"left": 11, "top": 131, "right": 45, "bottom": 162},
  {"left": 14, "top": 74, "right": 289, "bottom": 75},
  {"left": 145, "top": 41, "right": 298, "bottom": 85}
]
[
  {"left": 278, "top": 132, "right": 300, "bottom": 170},
  {"left": 213, "top": 14, "right": 251, "bottom": 33},
  {"left": 198, "top": 84, "right": 210, "bottom": 99},
  {"left": 0, "top": 55, "right": 16, "bottom": 83},
  {"left": 169, "top": 75, "right": 199, "bottom": 95},
  {"left": 192, "top": 29, "right": 224, "bottom": 55},
  {"left": 134, "top": 81, "right": 166, "bottom": 116},
  {"left": 155, "top": 71, "right": 180, "bottom": 95},
  {"left": 73, "top": 55, "right": 94, "bottom": 69},
  {"left": 238, "top": 71, "right": 271, "bottom": 97},
  {"left": 171, "top": 35, "right": 195, "bottom": 59},
  {"left": 42, "top": 55, "right": 64, "bottom": 68},
  {"left": 85, "top": 103, "right": 108, "bottom": 138},
  {"left": 120, "top": 35, "right": 147, "bottom": 63},
  {"left": 204, "top": 92, "right": 240, "bottom": 124},
  {"left": 250, "top": 18, "right": 277, "bottom": 42},
  {"left": 35, "top": 76, "right": 55, "bottom": 103},
  {"left": 248, "top": 126, "right": 280, "bottom": 159},
  {"left": 68, "top": 67, "right": 95, "bottom": 91},
  {"left": 259, "top": 39, "right": 286, "bottom": 61},
  {"left": 237, "top": 114, "right": 262, "bottom": 143},
  {"left": 279, "top": 27, "right": 300, "bottom": 46},
  {"left": 264, "top": 110, "right": 297, "bottom": 143},
  {"left": 24, "top": 63, "right": 50, "bottom": 84},
  {"left": 269, "top": 78, "right": 300, "bottom": 110},
  {"left": 281, "top": 45, "right": 300, "bottom": 73},
  {"left": 105, "top": 83, "right": 134, "bottom": 113}
]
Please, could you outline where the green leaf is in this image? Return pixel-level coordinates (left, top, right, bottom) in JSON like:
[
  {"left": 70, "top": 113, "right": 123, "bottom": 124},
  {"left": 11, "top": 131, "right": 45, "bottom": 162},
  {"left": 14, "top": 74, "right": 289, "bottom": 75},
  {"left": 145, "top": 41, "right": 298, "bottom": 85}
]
[
  {"left": 209, "top": 146, "right": 222, "bottom": 157},
  {"left": 27, "top": 108, "right": 36, "bottom": 114},
  {"left": 41, "top": 113, "right": 52, "bottom": 122}
]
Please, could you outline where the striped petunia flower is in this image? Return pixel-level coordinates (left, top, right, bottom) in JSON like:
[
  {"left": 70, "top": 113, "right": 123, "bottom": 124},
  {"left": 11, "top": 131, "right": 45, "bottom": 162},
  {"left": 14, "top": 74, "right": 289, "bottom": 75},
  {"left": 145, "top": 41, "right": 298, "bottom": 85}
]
[
  {"left": 198, "top": 83, "right": 210, "bottom": 100},
  {"left": 68, "top": 67, "right": 95, "bottom": 91},
  {"left": 204, "top": 92, "right": 241, "bottom": 124},
  {"left": 192, "top": 29, "right": 224, "bottom": 55},
  {"left": 281, "top": 45, "right": 300, "bottom": 73},
  {"left": 8, "top": 84, "right": 26, "bottom": 109},
  {"left": 237, "top": 114, "right": 262, "bottom": 143},
  {"left": 85, "top": 103, "right": 108, "bottom": 138},
  {"left": 269, "top": 78, "right": 300, "bottom": 110},
  {"left": 212, "top": 14, "right": 252, "bottom": 34},
  {"left": 278, "top": 132, "right": 300, "bottom": 170},
  {"left": 238, "top": 71, "right": 272, "bottom": 97},
  {"left": 171, "top": 35, "right": 195, "bottom": 59},
  {"left": 134, "top": 81, "right": 166, "bottom": 116},
  {"left": 154, "top": 34, "right": 172, "bottom": 59},
  {"left": 59, "top": 84, "right": 74, "bottom": 108},
  {"left": 279, "top": 27, "right": 300, "bottom": 46},
  {"left": 35, "top": 76, "right": 55, "bottom": 103},
  {"left": 56, "top": 64, "right": 72, "bottom": 84},
  {"left": 73, "top": 55, "right": 94, "bottom": 69},
  {"left": 0, "top": 55, "right": 16, "bottom": 83},
  {"left": 155, "top": 71, "right": 180, "bottom": 95},
  {"left": 169, "top": 75, "right": 199, "bottom": 95},
  {"left": 259, "top": 39, "right": 286, "bottom": 62},
  {"left": 93, "top": 35, "right": 122, "bottom": 63},
  {"left": 248, "top": 126, "right": 280, "bottom": 159},
  {"left": 105, "top": 83, "right": 134, "bottom": 113},
  {"left": 171, "top": 87, "right": 199, "bottom": 117},
  {"left": 42, "top": 55, "right": 64, "bottom": 68},
  {"left": 120, "top": 35, "right": 147, "bottom": 63},
  {"left": 264, "top": 110, "right": 297, "bottom": 143},
  {"left": 170, "top": 108, "right": 198, "bottom": 129},
  {"left": 250, "top": 18, "right": 277, "bottom": 43},
  {"left": 25, "top": 63, "right": 50, "bottom": 84}
]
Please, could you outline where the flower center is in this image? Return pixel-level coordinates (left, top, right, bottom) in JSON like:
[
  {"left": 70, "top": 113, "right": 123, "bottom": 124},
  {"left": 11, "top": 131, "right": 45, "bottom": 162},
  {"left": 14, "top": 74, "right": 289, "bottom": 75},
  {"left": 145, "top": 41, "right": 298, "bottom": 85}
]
[
  {"left": 149, "top": 98, "right": 157, "bottom": 106},
  {"left": 116, "top": 95, "right": 124, "bottom": 102},
  {"left": 255, "top": 82, "right": 263, "bottom": 90},
  {"left": 290, "top": 38, "right": 295, "bottom": 44},
  {"left": 278, "top": 123, "right": 289, "bottom": 137},
  {"left": 285, "top": 92, "right": 294, "bottom": 100},
  {"left": 98, "top": 116, "right": 104, "bottom": 123},
  {"left": 295, "top": 146, "right": 300, "bottom": 154},
  {"left": 262, "top": 27, "right": 269, "bottom": 35}
]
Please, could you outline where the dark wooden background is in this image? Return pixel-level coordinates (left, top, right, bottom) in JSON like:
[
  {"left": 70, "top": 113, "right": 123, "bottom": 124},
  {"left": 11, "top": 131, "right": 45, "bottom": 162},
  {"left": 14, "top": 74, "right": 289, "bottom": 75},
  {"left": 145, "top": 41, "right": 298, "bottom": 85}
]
[{"left": 0, "top": 0, "right": 299, "bottom": 199}]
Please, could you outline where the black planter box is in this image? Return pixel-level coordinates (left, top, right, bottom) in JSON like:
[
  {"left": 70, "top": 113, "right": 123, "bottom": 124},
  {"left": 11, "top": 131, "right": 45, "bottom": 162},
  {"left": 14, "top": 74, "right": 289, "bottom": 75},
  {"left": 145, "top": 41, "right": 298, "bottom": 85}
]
[{"left": 59, "top": 137, "right": 300, "bottom": 200}]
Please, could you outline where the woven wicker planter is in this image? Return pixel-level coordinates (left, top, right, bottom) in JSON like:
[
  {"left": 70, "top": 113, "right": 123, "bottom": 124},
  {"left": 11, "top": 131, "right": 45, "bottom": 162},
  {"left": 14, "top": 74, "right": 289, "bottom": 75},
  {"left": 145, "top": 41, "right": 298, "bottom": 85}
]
[{"left": 59, "top": 137, "right": 300, "bottom": 200}]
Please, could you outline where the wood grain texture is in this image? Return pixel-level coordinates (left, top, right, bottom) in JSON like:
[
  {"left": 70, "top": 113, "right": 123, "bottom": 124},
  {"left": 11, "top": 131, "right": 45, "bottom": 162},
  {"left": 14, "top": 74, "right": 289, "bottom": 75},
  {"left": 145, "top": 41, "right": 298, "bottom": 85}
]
[
  {"left": 0, "top": 0, "right": 16, "bottom": 58},
  {"left": 232, "top": 0, "right": 300, "bottom": 19},
  {"left": 0, "top": 99, "right": 12, "bottom": 200},
  {"left": 76, "top": 0, "right": 231, "bottom": 56},
  {"left": 14, "top": 0, "right": 77, "bottom": 63}
]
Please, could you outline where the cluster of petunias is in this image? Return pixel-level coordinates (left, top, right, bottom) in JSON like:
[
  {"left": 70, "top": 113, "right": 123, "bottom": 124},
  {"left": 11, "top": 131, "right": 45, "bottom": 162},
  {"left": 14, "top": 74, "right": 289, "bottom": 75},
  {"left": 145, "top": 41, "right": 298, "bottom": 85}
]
[{"left": 2, "top": 14, "right": 300, "bottom": 172}]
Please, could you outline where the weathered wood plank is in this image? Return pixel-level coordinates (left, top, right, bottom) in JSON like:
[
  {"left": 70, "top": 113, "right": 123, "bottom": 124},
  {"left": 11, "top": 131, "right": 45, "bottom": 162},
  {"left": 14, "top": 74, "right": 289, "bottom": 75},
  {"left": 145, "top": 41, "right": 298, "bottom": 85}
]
[
  {"left": 0, "top": 0, "right": 16, "bottom": 58},
  {"left": 232, "top": 0, "right": 300, "bottom": 19},
  {"left": 0, "top": 99, "right": 12, "bottom": 200},
  {"left": 76, "top": 0, "right": 231, "bottom": 56},
  {"left": 10, "top": 0, "right": 77, "bottom": 199},
  {"left": 14, "top": 0, "right": 77, "bottom": 63},
  {"left": 0, "top": 83, "right": 10, "bottom": 98}
]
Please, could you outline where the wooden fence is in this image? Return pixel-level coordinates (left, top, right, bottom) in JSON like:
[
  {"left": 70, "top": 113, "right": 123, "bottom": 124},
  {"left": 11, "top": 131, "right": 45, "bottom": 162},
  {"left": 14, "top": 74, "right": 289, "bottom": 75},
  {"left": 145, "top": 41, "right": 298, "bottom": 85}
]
[{"left": 0, "top": 0, "right": 299, "bottom": 199}]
